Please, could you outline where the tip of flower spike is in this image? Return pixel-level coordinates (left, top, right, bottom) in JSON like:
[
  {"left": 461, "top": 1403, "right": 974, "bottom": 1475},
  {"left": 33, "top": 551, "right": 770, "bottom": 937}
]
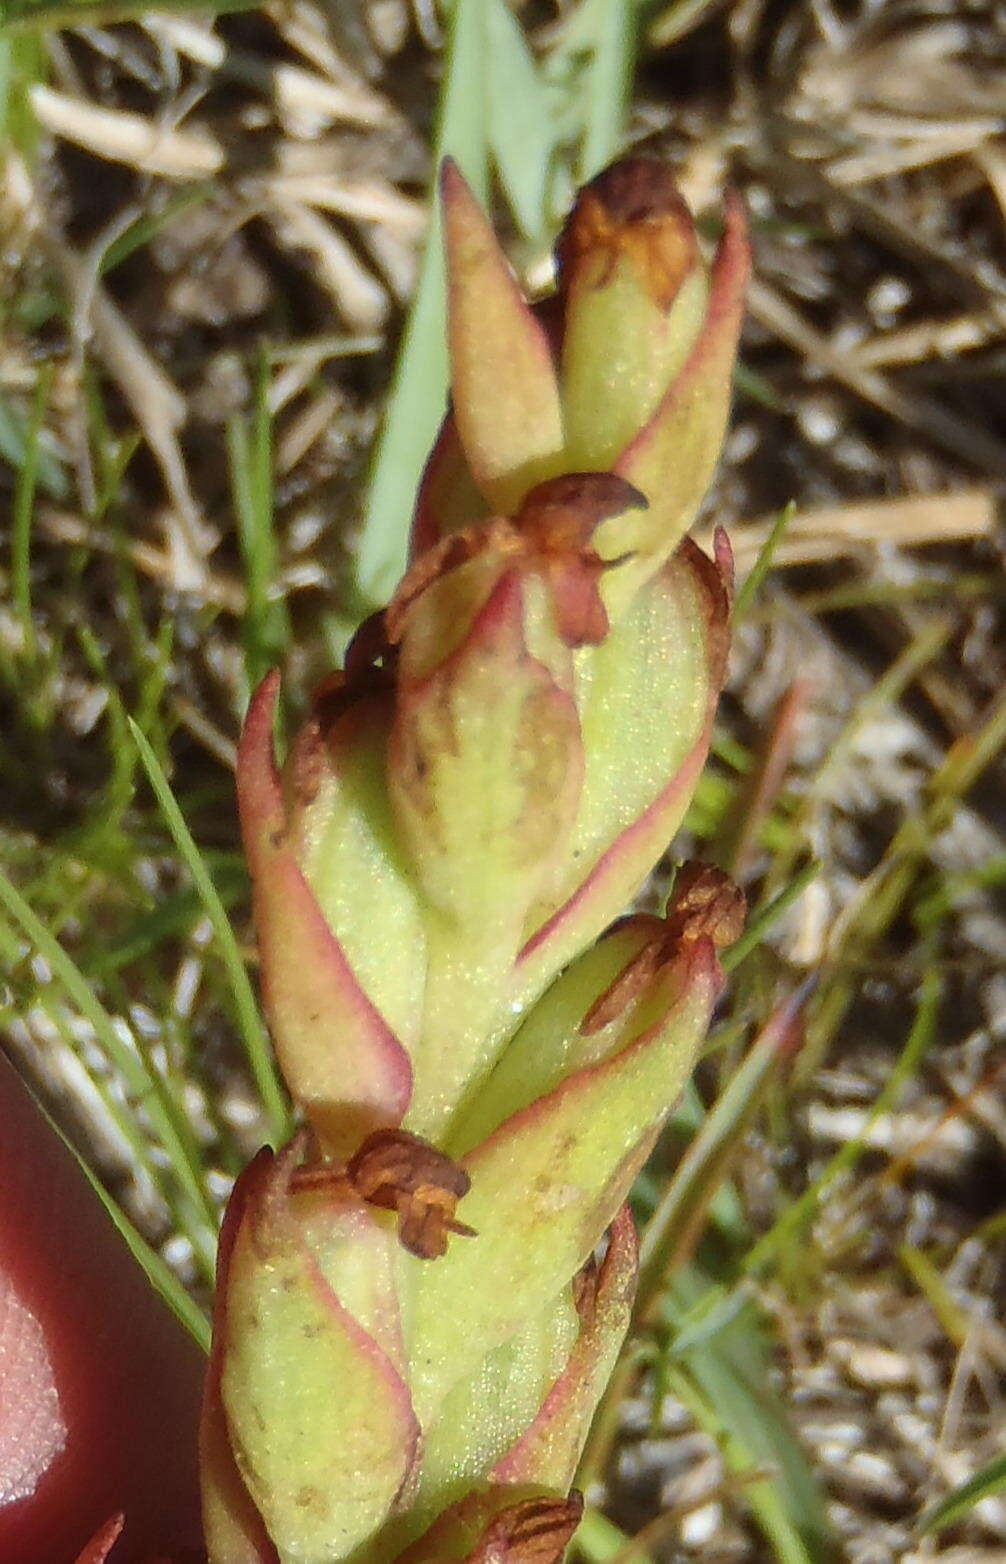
[
  {"left": 555, "top": 156, "right": 699, "bottom": 310},
  {"left": 565, "top": 155, "right": 692, "bottom": 226}
]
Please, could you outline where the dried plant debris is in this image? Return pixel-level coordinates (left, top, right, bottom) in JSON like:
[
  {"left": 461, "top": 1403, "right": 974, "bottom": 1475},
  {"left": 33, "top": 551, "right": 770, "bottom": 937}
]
[{"left": 2, "top": 1, "right": 1006, "bottom": 1562}]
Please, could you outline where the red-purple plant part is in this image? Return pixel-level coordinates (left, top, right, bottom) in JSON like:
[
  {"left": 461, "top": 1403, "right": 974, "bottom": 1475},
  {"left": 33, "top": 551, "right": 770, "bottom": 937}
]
[{"left": 0, "top": 1055, "right": 204, "bottom": 1564}]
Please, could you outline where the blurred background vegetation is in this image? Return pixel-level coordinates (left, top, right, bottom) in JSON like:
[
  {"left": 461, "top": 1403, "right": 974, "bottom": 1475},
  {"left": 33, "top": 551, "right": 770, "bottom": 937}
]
[{"left": 1, "top": 1, "right": 1005, "bottom": 1560}]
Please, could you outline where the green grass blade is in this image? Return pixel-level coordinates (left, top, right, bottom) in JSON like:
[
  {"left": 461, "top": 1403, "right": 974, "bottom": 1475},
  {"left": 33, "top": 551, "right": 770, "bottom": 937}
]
[
  {"left": 0, "top": 911, "right": 218, "bottom": 1283},
  {"left": 486, "top": 0, "right": 553, "bottom": 241},
  {"left": 0, "top": 869, "right": 217, "bottom": 1234},
  {"left": 355, "top": 0, "right": 490, "bottom": 606},
  {"left": 228, "top": 352, "right": 291, "bottom": 695},
  {"left": 575, "top": 1508, "right": 655, "bottom": 1564},
  {"left": 898, "top": 1244, "right": 971, "bottom": 1346},
  {"left": 743, "top": 959, "right": 942, "bottom": 1280},
  {"left": 733, "top": 501, "right": 795, "bottom": 620},
  {"left": 637, "top": 984, "right": 810, "bottom": 1316},
  {"left": 87, "top": 871, "right": 248, "bottom": 978},
  {"left": 916, "top": 847, "right": 1006, "bottom": 931},
  {"left": 128, "top": 718, "right": 289, "bottom": 1141},
  {"left": 721, "top": 860, "right": 821, "bottom": 973},
  {"left": 917, "top": 1452, "right": 1006, "bottom": 1536},
  {"left": 577, "top": 0, "right": 637, "bottom": 179},
  {"left": 86, "top": 1167, "right": 212, "bottom": 1351},
  {"left": 10, "top": 363, "right": 52, "bottom": 658},
  {"left": 663, "top": 1271, "right": 837, "bottom": 1563}
]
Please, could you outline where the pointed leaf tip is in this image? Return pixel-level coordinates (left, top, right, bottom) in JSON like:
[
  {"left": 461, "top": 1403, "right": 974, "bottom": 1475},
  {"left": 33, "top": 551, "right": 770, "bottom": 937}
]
[
  {"left": 237, "top": 670, "right": 285, "bottom": 844},
  {"left": 441, "top": 158, "right": 564, "bottom": 514}
]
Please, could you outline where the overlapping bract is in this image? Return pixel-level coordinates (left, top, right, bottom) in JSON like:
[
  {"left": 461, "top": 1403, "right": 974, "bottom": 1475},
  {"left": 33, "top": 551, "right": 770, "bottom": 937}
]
[{"left": 205, "top": 155, "right": 748, "bottom": 1564}]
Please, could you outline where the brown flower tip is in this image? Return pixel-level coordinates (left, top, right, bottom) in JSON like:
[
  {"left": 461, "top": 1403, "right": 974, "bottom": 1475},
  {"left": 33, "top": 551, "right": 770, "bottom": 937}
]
[
  {"left": 515, "top": 472, "right": 646, "bottom": 551},
  {"left": 666, "top": 862, "right": 746, "bottom": 949},
  {"left": 306, "top": 610, "right": 398, "bottom": 733},
  {"left": 473, "top": 1494, "right": 584, "bottom": 1564},
  {"left": 515, "top": 472, "right": 647, "bottom": 646},
  {"left": 555, "top": 156, "right": 698, "bottom": 311},
  {"left": 581, "top": 866, "right": 744, "bottom": 1036},
  {"left": 387, "top": 473, "right": 645, "bottom": 655},
  {"left": 384, "top": 522, "right": 505, "bottom": 647},
  {"left": 346, "top": 1128, "right": 476, "bottom": 1261}
]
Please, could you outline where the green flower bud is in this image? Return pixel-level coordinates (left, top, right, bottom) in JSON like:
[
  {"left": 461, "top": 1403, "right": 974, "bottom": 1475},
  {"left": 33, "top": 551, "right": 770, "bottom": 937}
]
[
  {"left": 414, "top": 157, "right": 748, "bottom": 623},
  {"left": 555, "top": 158, "right": 710, "bottom": 472}
]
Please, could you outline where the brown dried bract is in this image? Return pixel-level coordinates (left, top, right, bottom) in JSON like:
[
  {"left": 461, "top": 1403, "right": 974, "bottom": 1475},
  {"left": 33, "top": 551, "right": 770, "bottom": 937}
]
[
  {"left": 515, "top": 472, "right": 646, "bottom": 549},
  {"left": 346, "top": 1128, "right": 476, "bottom": 1261},
  {"left": 309, "top": 672, "right": 388, "bottom": 736},
  {"left": 579, "top": 929, "right": 663, "bottom": 1036},
  {"left": 555, "top": 156, "right": 698, "bottom": 311},
  {"left": 581, "top": 866, "right": 743, "bottom": 1035},
  {"left": 344, "top": 608, "right": 395, "bottom": 680},
  {"left": 515, "top": 473, "right": 645, "bottom": 645},
  {"left": 471, "top": 1494, "right": 584, "bottom": 1564},
  {"left": 308, "top": 611, "right": 397, "bottom": 733},
  {"left": 387, "top": 473, "right": 645, "bottom": 652},
  {"left": 665, "top": 862, "right": 746, "bottom": 949}
]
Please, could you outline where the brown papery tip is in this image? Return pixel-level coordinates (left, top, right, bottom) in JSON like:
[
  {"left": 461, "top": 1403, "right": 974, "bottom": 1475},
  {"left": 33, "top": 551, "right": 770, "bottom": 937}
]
[
  {"left": 667, "top": 862, "right": 746, "bottom": 950},
  {"left": 477, "top": 1494, "right": 585, "bottom": 1564},
  {"left": 573, "top": 157, "right": 691, "bottom": 227},
  {"left": 517, "top": 472, "right": 647, "bottom": 549},
  {"left": 555, "top": 156, "right": 698, "bottom": 309},
  {"left": 346, "top": 1128, "right": 474, "bottom": 1260}
]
